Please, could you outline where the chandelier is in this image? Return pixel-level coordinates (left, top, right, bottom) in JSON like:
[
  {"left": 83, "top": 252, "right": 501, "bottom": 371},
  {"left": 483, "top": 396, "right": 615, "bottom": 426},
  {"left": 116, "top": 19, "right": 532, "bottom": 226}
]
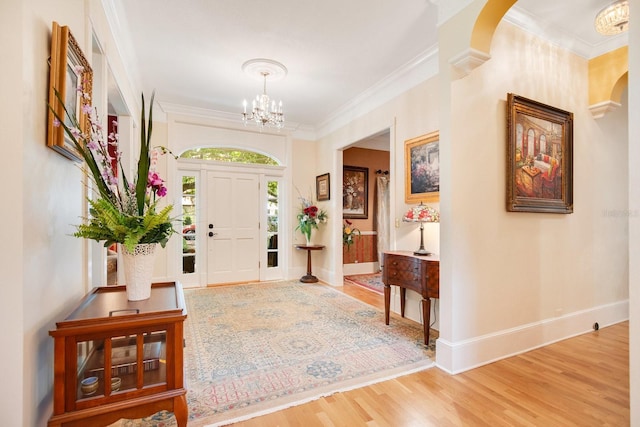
[
  {"left": 595, "top": 0, "right": 629, "bottom": 35},
  {"left": 241, "top": 59, "right": 286, "bottom": 130}
]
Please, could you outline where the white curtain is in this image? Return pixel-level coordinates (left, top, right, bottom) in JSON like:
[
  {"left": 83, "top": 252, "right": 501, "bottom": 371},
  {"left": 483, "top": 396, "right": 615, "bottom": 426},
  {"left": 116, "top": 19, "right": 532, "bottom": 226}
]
[{"left": 376, "top": 176, "right": 390, "bottom": 271}]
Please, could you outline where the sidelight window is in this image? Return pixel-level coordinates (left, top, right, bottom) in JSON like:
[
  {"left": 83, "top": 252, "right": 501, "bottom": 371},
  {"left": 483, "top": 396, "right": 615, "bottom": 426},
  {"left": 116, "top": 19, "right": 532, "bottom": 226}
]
[{"left": 181, "top": 175, "right": 197, "bottom": 274}]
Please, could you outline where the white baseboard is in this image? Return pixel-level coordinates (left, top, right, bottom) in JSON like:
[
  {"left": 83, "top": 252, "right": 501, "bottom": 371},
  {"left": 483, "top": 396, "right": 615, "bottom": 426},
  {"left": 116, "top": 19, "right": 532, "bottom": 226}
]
[
  {"left": 435, "top": 299, "right": 629, "bottom": 374},
  {"left": 343, "top": 262, "right": 379, "bottom": 276}
]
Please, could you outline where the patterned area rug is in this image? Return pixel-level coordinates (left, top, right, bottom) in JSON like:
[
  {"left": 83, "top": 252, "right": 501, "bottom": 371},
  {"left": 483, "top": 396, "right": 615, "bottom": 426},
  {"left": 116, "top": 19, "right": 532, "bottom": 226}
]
[
  {"left": 113, "top": 281, "right": 434, "bottom": 426},
  {"left": 344, "top": 272, "right": 384, "bottom": 294}
]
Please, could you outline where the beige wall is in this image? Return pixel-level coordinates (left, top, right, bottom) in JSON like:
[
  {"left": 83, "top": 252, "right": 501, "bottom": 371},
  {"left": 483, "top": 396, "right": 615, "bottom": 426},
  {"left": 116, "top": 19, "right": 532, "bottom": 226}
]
[
  {"left": 1, "top": 1, "right": 149, "bottom": 424},
  {"left": 437, "top": 15, "right": 628, "bottom": 372},
  {"left": 291, "top": 138, "right": 325, "bottom": 276},
  {"left": 627, "top": 1, "right": 639, "bottom": 423},
  {"left": 316, "top": 3, "right": 629, "bottom": 375},
  {"left": 452, "top": 19, "right": 628, "bottom": 335},
  {"left": 4, "top": 1, "right": 89, "bottom": 425},
  {"left": 0, "top": 1, "right": 25, "bottom": 425},
  {"left": 314, "top": 77, "right": 441, "bottom": 322}
]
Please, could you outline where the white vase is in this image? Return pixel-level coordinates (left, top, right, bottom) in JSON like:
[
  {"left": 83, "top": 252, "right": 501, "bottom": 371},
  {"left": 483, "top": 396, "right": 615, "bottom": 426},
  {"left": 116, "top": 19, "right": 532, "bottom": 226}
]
[
  {"left": 303, "top": 229, "right": 312, "bottom": 246},
  {"left": 121, "top": 243, "right": 157, "bottom": 301}
]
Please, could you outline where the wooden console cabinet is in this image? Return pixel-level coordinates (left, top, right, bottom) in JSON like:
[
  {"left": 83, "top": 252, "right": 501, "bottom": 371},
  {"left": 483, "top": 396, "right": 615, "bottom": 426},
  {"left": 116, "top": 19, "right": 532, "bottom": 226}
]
[
  {"left": 382, "top": 251, "right": 439, "bottom": 345},
  {"left": 48, "top": 282, "right": 188, "bottom": 427}
]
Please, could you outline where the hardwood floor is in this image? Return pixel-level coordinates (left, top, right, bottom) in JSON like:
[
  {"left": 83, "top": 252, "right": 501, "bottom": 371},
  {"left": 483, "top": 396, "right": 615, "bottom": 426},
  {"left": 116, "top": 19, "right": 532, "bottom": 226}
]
[{"left": 230, "top": 281, "right": 630, "bottom": 427}]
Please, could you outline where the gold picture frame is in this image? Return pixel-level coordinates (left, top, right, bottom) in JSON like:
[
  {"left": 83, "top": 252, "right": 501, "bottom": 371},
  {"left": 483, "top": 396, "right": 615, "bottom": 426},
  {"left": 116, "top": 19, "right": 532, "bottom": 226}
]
[
  {"left": 405, "top": 131, "right": 439, "bottom": 203},
  {"left": 506, "top": 93, "right": 573, "bottom": 213},
  {"left": 47, "top": 21, "right": 93, "bottom": 162}
]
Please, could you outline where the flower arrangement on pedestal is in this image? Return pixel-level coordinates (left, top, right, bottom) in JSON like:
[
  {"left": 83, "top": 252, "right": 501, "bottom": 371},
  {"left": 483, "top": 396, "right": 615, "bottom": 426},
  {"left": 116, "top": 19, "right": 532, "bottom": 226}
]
[
  {"left": 295, "top": 194, "right": 328, "bottom": 245},
  {"left": 50, "top": 73, "right": 176, "bottom": 300},
  {"left": 50, "top": 86, "right": 175, "bottom": 252},
  {"left": 342, "top": 219, "right": 360, "bottom": 251}
]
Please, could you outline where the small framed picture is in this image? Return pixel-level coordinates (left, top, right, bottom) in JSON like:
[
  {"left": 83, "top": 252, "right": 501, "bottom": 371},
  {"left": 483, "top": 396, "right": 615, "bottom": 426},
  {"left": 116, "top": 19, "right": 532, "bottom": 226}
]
[
  {"left": 316, "top": 173, "right": 330, "bottom": 201},
  {"left": 506, "top": 93, "right": 573, "bottom": 213},
  {"left": 47, "top": 21, "right": 93, "bottom": 162},
  {"left": 343, "top": 166, "right": 368, "bottom": 219},
  {"left": 405, "top": 131, "right": 439, "bottom": 203}
]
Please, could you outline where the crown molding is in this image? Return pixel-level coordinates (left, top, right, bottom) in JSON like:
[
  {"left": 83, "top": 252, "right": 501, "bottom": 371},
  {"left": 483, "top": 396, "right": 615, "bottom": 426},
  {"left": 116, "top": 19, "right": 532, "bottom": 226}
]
[
  {"left": 159, "top": 102, "right": 317, "bottom": 140},
  {"left": 161, "top": 43, "right": 439, "bottom": 142},
  {"left": 101, "top": 0, "right": 142, "bottom": 95},
  {"left": 315, "top": 45, "right": 439, "bottom": 139},
  {"left": 504, "top": 6, "right": 628, "bottom": 59}
]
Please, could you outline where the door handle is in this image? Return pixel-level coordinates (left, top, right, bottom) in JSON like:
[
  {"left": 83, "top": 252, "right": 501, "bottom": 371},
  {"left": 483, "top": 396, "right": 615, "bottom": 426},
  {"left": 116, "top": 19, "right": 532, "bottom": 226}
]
[{"left": 209, "top": 231, "right": 218, "bottom": 237}]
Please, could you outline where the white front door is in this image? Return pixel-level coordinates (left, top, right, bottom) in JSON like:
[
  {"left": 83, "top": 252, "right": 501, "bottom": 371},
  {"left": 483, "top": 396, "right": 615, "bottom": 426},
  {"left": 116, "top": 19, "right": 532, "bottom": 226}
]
[{"left": 207, "top": 171, "right": 260, "bottom": 284}]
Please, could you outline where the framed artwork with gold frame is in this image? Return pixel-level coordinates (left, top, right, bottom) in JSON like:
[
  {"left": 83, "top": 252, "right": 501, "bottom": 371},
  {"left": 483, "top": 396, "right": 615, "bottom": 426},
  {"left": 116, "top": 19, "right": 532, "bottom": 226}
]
[
  {"left": 47, "top": 21, "right": 93, "bottom": 162},
  {"left": 405, "top": 131, "right": 439, "bottom": 203}
]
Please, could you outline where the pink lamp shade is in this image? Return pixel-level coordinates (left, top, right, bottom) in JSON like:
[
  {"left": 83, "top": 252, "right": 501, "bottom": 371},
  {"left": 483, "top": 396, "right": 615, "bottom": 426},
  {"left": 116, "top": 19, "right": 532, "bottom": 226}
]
[{"left": 403, "top": 202, "right": 439, "bottom": 256}]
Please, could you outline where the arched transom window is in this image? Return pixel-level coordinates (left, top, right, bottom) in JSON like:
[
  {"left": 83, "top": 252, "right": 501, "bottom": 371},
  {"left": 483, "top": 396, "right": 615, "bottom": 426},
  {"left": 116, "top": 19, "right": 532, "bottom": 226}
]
[{"left": 180, "top": 147, "right": 279, "bottom": 165}]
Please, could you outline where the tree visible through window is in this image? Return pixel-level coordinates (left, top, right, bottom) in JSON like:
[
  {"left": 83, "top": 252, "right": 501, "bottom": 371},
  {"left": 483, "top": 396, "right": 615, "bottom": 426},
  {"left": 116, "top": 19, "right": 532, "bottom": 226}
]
[{"left": 180, "top": 148, "right": 278, "bottom": 165}]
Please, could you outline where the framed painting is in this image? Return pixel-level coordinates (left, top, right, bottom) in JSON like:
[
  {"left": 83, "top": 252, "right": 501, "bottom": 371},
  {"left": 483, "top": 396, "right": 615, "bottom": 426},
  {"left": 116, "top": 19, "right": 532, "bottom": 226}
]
[
  {"left": 47, "top": 21, "right": 93, "bottom": 162},
  {"left": 316, "top": 173, "right": 330, "bottom": 201},
  {"left": 405, "top": 131, "right": 439, "bottom": 203},
  {"left": 506, "top": 93, "right": 573, "bottom": 214},
  {"left": 343, "top": 165, "right": 368, "bottom": 219}
]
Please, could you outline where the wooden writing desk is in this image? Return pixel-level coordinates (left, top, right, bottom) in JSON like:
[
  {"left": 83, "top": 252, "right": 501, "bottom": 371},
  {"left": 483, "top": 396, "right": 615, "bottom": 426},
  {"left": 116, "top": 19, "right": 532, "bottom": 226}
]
[{"left": 382, "top": 251, "right": 439, "bottom": 345}]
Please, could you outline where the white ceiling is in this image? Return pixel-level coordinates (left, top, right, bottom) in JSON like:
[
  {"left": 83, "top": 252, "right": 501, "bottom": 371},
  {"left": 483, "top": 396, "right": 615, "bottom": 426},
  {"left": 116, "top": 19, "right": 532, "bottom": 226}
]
[{"left": 105, "top": 0, "right": 628, "bottom": 133}]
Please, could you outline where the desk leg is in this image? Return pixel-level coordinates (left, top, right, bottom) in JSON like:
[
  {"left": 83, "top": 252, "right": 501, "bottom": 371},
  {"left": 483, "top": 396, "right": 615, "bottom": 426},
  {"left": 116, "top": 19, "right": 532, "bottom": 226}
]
[
  {"left": 400, "top": 287, "right": 406, "bottom": 317},
  {"left": 422, "top": 298, "right": 431, "bottom": 346},
  {"left": 174, "top": 394, "right": 188, "bottom": 427},
  {"left": 384, "top": 284, "right": 390, "bottom": 325}
]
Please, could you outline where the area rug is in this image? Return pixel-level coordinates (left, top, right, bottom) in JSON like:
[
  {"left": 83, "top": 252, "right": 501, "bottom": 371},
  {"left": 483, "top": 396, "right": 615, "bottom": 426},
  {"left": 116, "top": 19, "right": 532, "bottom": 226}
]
[
  {"left": 344, "top": 272, "right": 384, "bottom": 294},
  {"left": 114, "top": 280, "right": 434, "bottom": 426}
]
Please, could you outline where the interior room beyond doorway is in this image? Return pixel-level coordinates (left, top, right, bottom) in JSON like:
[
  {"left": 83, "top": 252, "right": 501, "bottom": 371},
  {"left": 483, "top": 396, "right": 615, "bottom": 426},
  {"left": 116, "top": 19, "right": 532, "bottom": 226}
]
[{"left": 342, "top": 130, "right": 390, "bottom": 277}]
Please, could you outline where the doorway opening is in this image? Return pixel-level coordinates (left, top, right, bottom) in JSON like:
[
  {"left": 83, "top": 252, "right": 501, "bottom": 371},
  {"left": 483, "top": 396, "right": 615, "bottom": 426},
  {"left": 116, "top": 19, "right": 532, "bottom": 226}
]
[{"left": 341, "top": 130, "right": 391, "bottom": 282}]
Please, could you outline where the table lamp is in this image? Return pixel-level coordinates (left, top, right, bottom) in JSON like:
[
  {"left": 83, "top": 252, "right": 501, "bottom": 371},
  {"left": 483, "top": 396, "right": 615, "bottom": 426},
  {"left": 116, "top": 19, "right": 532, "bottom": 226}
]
[{"left": 402, "top": 202, "right": 439, "bottom": 256}]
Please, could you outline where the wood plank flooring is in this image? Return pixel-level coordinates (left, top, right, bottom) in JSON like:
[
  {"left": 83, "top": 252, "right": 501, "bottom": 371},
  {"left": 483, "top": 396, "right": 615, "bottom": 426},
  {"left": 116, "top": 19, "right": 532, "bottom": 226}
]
[{"left": 229, "top": 281, "right": 630, "bottom": 427}]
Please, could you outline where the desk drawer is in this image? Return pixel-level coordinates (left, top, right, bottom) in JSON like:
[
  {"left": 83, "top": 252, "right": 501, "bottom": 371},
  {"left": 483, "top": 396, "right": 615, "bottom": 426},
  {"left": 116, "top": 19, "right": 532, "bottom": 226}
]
[{"left": 383, "top": 255, "right": 422, "bottom": 292}]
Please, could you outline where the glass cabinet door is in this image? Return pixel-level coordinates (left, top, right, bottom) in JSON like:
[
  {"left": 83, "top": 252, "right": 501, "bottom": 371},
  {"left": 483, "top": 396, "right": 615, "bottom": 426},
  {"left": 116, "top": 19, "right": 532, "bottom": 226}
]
[
  {"left": 109, "top": 335, "right": 139, "bottom": 393},
  {"left": 77, "top": 339, "right": 105, "bottom": 400},
  {"left": 142, "top": 331, "right": 167, "bottom": 387},
  {"left": 75, "top": 330, "right": 167, "bottom": 402}
]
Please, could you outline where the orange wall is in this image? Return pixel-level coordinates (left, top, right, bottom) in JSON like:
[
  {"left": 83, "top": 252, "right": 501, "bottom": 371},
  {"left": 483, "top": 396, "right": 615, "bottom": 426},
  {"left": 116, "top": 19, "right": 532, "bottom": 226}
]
[
  {"left": 343, "top": 147, "right": 389, "bottom": 264},
  {"left": 343, "top": 147, "right": 390, "bottom": 232}
]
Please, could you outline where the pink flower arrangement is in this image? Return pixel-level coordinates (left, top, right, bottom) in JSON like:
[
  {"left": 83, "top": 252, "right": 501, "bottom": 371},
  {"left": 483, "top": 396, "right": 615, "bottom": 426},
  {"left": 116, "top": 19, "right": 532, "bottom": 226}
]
[{"left": 49, "top": 72, "right": 176, "bottom": 251}]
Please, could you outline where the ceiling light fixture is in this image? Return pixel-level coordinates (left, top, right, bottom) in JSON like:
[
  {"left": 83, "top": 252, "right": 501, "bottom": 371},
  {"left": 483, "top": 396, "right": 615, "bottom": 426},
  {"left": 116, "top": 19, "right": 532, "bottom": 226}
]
[
  {"left": 241, "top": 59, "right": 286, "bottom": 130},
  {"left": 595, "top": 0, "right": 629, "bottom": 36}
]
